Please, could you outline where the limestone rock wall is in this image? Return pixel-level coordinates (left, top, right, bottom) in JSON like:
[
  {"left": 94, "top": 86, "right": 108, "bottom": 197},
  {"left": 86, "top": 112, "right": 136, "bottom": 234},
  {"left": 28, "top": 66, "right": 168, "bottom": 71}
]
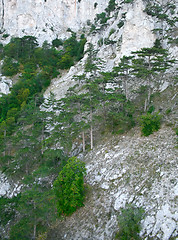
[{"left": 0, "top": 0, "right": 108, "bottom": 44}]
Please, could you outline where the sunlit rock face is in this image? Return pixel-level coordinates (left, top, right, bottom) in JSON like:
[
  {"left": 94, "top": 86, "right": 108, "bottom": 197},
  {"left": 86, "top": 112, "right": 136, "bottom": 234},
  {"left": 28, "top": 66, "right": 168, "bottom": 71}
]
[
  {"left": 0, "top": 75, "right": 12, "bottom": 96},
  {"left": 0, "top": 0, "right": 109, "bottom": 44}
]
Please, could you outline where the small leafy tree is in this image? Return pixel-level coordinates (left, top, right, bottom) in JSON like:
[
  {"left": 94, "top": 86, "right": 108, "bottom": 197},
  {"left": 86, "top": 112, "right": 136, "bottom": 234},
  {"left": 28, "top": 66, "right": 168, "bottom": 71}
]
[
  {"left": 115, "top": 204, "right": 145, "bottom": 240},
  {"left": 140, "top": 112, "right": 162, "bottom": 136},
  {"left": 53, "top": 157, "right": 86, "bottom": 216}
]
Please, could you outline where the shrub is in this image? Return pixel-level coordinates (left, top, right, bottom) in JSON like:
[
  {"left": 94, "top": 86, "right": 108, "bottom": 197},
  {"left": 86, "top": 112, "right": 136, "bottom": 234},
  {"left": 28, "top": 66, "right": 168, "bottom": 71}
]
[
  {"left": 53, "top": 157, "right": 86, "bottom": 216},
  {"left": 90, "top": 24, "right": 96, "bottom": 33},
  {"left": 109, "top": 28, "right": 116, "bottom": 37},
  {"left": 124, "top": 0, "right": 133, "bottom": 3},
  {"left": 2, "top": 33, "right": 9, "bottom": 39},
  {"left": 115, "top": 204, "right": 145, "bottom": 240},
  {"left": 94, "top": 2, "right": 98, "bottom": 9},
  {"left": 117, "top": 20, "right": 124, "bottom": 28},
  {"left": 98, "top": 38, "right": 104, "bottom": 47},
  {"left": 140, "top": 112, "right": 162, "bottom": 136},
  {"left": 105, "top": 0, "right": 116, "bottom": 14},
  {"left": 96, "top": 12, "right": 108, "bottom": 24},
  {"left": 52, "top": 38, "right": 63, "bottom": 48},
  {"left": 1, "top": 57, "right": 20, "bottom": 76}
]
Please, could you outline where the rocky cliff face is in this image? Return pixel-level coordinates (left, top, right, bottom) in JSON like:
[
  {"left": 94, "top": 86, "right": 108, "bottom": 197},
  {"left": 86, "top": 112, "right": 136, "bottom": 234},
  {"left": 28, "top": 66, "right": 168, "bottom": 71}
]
[
  {"left": 0, "top": 0, "right": 108, "bottom": 44},
  {"left": 0, "top": 0, "right": 177, "bottom": 97},
  {"left": 46, "top": 121, "right": 178, "bottom": 240}
]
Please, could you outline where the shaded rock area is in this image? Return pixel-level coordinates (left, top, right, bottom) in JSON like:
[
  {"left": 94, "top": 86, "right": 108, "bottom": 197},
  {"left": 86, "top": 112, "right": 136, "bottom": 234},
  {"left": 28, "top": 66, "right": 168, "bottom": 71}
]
[{"left": 48, "top": 126, "right": 178, "bottom": 240}]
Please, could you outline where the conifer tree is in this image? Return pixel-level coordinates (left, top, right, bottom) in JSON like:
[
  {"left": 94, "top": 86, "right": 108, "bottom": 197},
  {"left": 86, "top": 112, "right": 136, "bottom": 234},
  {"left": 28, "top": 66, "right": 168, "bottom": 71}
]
[
  {"left": 113, "top": 56, "right": 133, "bottom": 100},
  {"left": 131, "top": 40, "right": 174, "bottom": 111}
]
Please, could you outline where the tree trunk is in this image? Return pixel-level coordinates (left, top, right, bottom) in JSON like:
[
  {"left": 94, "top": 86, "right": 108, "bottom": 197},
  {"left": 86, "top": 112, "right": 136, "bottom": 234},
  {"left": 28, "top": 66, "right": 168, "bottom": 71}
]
[
  {"left": 125, "top": 78, "right": 128, "bottom": 100},
  {"left": 3, "top": 129, "right": 6, "bottom": 157},
  {"left": 33, "top": 202, "right": 36, "bottom": 240},
  {"left": 41, "top": 124, "right": 44, "bottom": 155},
  {"left": 33, "top": 224, "right": 36, "bottom": 240},
  {"left": 82, "top": 131, "right": 85, "bottom": 152},
  {"left": 90, "top": 124, "right": 93, "bottom": 150},
  {"left": 144, "top": 98, "right": 148, "bottom": 112}
]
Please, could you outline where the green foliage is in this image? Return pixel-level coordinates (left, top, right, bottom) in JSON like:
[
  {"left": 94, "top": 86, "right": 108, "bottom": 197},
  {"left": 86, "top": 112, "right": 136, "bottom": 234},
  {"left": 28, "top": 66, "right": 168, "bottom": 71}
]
[
  {"left": 175, "top": 127, "right": 178, "bottom": 136},
  {"left": 123, "top": 0, "right": 134, "bottom": 3},
  {"left": 90, "top": 24, "right": 96, "bottom": 33},
  {"left": 98, "top": 38, "right": 104, "bottom": 47},
  {"left": 140, "top": 112, "right": 162, "bottom": 136},
  {"left": 106, "top": 99, "right": 135, "bottom": 134},
  {"left": 0, "top": 43, "right": 3, "bottom": 59},
  {"left": 52, "top": 38, "right": 63, "bottom": 48},
  {"left": 3, "top": 36, "right": 38, "bottom": 61},
  {"left": 144, "top": 3, "right": 177, "bottom": 41},
  {"left": 9, "top": 186, "right": 56, "bottom": 240},
  {"left": 96, "top": 12, "right": 109, "bottom": 24},
  {"left": 105, "top": 0, "right": 116, "bottom": 14},
  {"left": 9, "top": 217, "right": 32, "bottom": 240},
  {"left": 144, "top": 4, "right": 166, "bottom": 18},
  {"left": 117, "top": 20, "right": 124, "bottom": 28},
  {"left": 115, "top": 204, "right": 145, "bottom": 240},
  {"left": 2, "top": 57, "right": 20, "bottom": 76},
  {"left": 40, "top": 149, "right": 67, "bottom": 174},
  {"left": 2, "top": 33, "right": 9, "bottom": 39},
  {"left": 58, "top": 53, "right": 74, "bottom": 69},
  {"left": 0, "top": 34, "right": 86, "bottom": 125},
  {"left": 131, "top": 40, "right": 174, "bottom": 111},
  {"left": 104, "top": 38, "right": 117, "bottom": 45},
  {"left": 53, "top": 157, "right": 86, "bottom": 216},
  {"left": 109, "top": 28, "right": 116, "bottom": 37},
  {"left": 94, "top": 2, "right": 98, "bottom": 9},
  {"left": 0, "top": 195, "right": 20, "bottom": 226}
]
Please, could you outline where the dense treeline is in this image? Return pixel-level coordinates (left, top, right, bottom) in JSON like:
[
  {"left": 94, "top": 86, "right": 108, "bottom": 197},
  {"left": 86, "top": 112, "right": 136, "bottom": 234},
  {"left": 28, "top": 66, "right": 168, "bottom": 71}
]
[
  {"left": 0, "top": 33, "right": 86, "bottom": 125},
  {"left": 0, "top": 34, "right": 87, "bottom": 239}
]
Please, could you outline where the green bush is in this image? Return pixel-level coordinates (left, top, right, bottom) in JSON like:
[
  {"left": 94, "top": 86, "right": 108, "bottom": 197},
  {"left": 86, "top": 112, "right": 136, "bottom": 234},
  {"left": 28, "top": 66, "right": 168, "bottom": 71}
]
[
  {"left": 117, "top": 20, "right": 124, "bottom": 28},
  {"left": 140, "top": 112, "right": 162, "bottom": 136},
  {"left": 96, "top": 12, "right": 108, "bottom": 24},
  {"left": 2, "top": 57, "right": 20, "bottom": 76},
  {"left": 109, "top": 28, "right": 116, "bottom": 37},
  {"left": 98, "top": 38, "right": 104, "bottom": 47},
  {"left": 115, "top": 204, "right": 145, "bottom": 240},
  {"left": 105, "top": 0, "right": 116, "bottom": 14},
  {"left": 53, "top": 157, "right": 86, "bottom": 216},
  {"left": 124, "top": 0, "right": 133, "bottom": 3},
  {"left": 52, "top": 38, "right": 63, "bottom": 48},
  {"left": 90, "top": 24, "right": 96, "bottom": 33}
]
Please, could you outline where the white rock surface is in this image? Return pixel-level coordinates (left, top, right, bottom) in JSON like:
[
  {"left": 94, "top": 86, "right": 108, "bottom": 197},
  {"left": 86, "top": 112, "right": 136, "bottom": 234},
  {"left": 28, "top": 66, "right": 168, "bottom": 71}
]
[
  {"left": 0, "top": 0, "right": 108, "bottom": 45},
  {"left": 48, "top": 127, "right": 178, "bottom": 240},
  {"left": 0, "top": 171, "right": 10, "bottom": 196},
  {"left": 0, "top": 75, "right": 12, "bottom": 96}
]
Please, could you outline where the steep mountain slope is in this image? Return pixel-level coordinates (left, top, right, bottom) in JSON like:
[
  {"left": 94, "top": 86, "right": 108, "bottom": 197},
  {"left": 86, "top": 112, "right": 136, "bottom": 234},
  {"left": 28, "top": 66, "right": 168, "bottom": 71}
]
[
  {"left": 0, "top": 0, "right": 177, "bottom": 239},
  {"left": 47, "top": 125, "right": 177, "bottom": 240}
]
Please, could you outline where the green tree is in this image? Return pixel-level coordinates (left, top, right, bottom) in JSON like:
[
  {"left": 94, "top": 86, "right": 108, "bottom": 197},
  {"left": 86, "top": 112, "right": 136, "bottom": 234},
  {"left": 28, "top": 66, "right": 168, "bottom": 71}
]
[
  {"left": 1, "top": 57, "right": 20, "bottom": 76},
  {"left": 52, "top": 38, "right": 63, "bottom": 48},
  {"left": 131, "top": 40, "right": 174, "bottom": 111},
  {"left": 113, "top": 56, "right": 133, "bottom": 100},
  {"left": 144, "top": 2, "right": 177, "bottom": 43},
  {"left": 140, "top": 112, "right": 162, "bottom": 136},
  {"left": 53, "top": 157, "right": 86, "bottom": 216},
  {"left": 105, "top": 0, "right": 116, "bottom": 14},
  {"left": 9, "top": 186, "right": 56, "bottom": 240},
  {"left": 115, "top": 204, "right": 145, "bottom": 240}
]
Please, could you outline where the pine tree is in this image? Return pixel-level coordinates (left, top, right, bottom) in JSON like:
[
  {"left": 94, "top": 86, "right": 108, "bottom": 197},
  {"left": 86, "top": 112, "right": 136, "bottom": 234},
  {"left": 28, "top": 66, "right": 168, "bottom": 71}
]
[
  {"left": 113, "top": 56, "right": 133, "bottom": 100},
  {"left": 131, "top": 40, "right": 174, "bottom": 111}
]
